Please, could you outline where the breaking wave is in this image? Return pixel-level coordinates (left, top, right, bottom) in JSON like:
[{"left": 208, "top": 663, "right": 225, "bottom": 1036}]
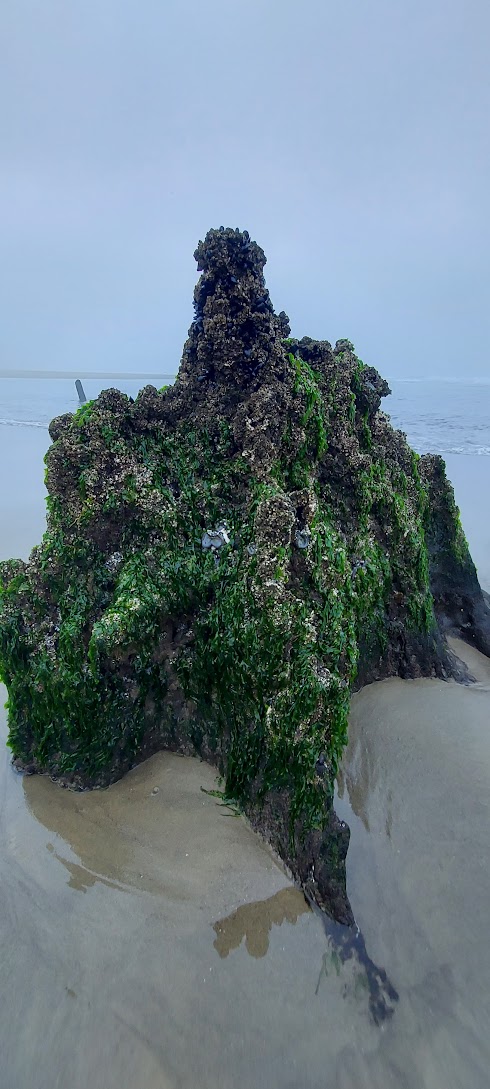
[{"left": 0, "top": 418, "right": 48, "bottom": 430}]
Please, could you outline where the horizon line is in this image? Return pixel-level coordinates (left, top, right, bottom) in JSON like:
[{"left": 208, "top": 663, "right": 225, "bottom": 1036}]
[{"left": 0, "top": 370, "right": 176, "bottom": 380}]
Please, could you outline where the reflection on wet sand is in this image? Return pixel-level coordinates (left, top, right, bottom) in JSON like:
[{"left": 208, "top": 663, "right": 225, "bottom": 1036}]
[
  {"left": 213, "top": 883, "right": 399, "bottom": 1024},
  {"left": 213, "top": 887, "right": 310, "bottom": 958},
  {"left": 317, "top": 915, "right": 399, "bottom": 1025},
  {"left": 45, "top": 842, "right": 128, "bottom": 893}
]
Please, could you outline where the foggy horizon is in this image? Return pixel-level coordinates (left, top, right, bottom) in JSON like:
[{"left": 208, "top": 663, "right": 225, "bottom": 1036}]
[{"left": 2, "top": 0, "right": 489, "bottom": 379}]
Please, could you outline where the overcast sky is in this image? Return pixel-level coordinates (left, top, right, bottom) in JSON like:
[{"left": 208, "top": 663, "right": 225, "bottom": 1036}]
[{"left": 1, "top": 0, "right": 489, "bottom": 378}]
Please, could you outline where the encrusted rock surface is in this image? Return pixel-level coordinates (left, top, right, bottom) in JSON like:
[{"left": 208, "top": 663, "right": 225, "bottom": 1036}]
[
  {"left": 420, "top": 453, "right": 490, "bottom": 658},
  {"left": 1, "top": 227, "right": 488, "bottom": 923}
]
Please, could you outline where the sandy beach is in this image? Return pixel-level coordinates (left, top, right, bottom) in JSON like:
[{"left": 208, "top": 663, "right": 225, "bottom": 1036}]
[{"left": 1, "top": 424, "right": 490, "bottom": 1087}]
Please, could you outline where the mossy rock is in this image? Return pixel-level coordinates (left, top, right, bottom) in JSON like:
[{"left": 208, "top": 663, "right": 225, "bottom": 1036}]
[{"left": 1, "top": 227, "right": 489, "bottom": 921}]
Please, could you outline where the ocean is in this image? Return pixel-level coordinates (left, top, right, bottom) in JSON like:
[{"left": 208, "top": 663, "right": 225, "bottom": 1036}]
[{"left": 387, "top": 377, "right": 490, "bottom": 457}]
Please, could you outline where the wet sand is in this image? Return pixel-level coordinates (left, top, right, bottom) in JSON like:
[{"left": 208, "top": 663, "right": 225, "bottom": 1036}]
[
  {"left": 0, "top": 691, "right": 386, "bottom": 1089},
  {"left": 336, "top": 637, "right": 490, "bottom": 1088}
]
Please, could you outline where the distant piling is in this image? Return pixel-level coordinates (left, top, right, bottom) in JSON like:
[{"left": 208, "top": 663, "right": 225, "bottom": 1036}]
[{"left": 75, "top": 379, "right": 87, "bottom": 404}]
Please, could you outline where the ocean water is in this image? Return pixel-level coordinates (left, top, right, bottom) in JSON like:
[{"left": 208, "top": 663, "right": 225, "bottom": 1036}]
[
  {"left": 0, "top": 375, "right": 158, "bottom": 431},
  {"left": 386, "top": 378, "right": 490, "bottom": 457}
]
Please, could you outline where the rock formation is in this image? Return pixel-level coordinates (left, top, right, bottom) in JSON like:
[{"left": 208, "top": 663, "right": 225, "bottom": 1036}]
[{"left": 1, "top": 227, "right": 489, "bottom": 923}]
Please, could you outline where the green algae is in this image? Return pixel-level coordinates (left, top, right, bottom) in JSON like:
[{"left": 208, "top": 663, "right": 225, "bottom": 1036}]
[{"left": 0, "top": 353, "right": 439, "bottom": 830}]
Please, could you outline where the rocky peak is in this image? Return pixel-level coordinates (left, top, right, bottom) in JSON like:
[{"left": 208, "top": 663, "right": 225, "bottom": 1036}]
[{"left": 178, "top": 227, "right": 290, "bottom": 391}]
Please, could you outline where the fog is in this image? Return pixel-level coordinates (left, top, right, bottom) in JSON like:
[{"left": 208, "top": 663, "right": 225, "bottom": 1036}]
[{"left": 1, "top": 0, "right": 489, "bottom": 377}]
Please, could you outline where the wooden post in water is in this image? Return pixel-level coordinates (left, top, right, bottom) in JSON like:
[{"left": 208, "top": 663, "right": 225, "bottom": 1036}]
[{"left": 75, "top": 379, "right": 87, "bottom": 404}]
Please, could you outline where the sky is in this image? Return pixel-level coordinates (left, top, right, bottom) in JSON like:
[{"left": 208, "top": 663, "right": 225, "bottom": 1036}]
[{"left": 1, "top": 0, "right": 489, "bottom": 379}]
